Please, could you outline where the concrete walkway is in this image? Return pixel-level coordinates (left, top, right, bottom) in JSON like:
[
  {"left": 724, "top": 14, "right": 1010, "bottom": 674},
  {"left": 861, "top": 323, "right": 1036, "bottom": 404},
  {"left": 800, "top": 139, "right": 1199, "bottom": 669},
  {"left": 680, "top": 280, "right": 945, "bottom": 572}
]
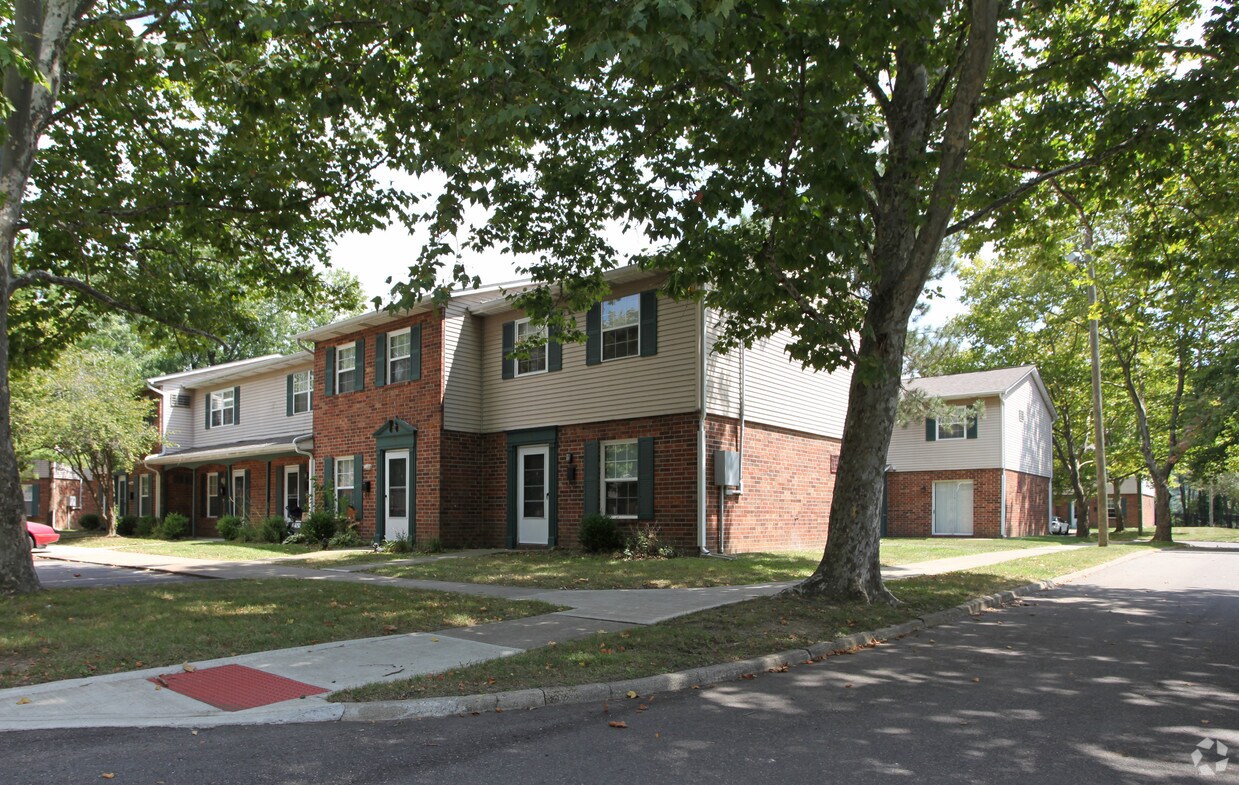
[{"left": 1, "top": 542, "right": 1080, "bottom": 731}]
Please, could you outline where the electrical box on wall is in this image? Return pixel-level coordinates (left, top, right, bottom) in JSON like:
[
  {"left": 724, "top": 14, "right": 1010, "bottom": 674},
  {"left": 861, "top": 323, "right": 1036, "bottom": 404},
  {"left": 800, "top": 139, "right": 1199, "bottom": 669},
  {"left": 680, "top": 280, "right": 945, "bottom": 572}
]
[{"left": 714, "top": 450, "right": 740, "bottom": 487}]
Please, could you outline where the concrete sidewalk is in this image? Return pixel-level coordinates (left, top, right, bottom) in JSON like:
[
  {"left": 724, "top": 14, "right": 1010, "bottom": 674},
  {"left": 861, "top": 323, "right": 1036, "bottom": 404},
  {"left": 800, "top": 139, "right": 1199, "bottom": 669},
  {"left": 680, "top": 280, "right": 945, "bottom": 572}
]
[{"left": 1, "top": 542, "right": 1081, "bottom": 731}]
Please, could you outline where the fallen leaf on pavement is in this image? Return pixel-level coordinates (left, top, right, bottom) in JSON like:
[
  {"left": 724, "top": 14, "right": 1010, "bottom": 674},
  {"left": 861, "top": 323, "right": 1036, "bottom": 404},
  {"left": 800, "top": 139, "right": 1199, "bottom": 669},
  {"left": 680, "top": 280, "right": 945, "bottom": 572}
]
[
  {"left": 182, "top": 663, "right": 197, "bottom": 673},
  {"left": 101, "top": 775, "right": 116, "bottom": 780},
  {"left": 608, "top": 721, "right": 628, "bottom": 729},
  {"left": 626, "top": 690, "right": 638, "bottom": 699},
  {"left": 16, "top": 697, "right": 31, "bottom": 705}
]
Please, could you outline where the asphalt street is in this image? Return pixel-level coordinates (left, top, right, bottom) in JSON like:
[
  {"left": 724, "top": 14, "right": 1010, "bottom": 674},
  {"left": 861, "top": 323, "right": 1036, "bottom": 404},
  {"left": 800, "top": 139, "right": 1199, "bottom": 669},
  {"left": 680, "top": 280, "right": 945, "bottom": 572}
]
[
  {"left": 31, "top": 555, "right": 205, "bottom": 588},
  {"left": 7, "top": 548, "right": 1237, "bottom": 785}
]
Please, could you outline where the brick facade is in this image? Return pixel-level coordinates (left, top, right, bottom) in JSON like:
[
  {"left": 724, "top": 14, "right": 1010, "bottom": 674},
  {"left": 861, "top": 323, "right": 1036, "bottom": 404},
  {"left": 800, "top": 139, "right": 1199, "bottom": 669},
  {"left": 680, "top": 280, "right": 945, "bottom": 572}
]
[
  {"left": 311, "top": 311, "right": 443, "bottom": 542},
  {"left": 24, "top": 474, "right": 102, "bottom": 529},
  {"left": 705, "top": 416, "right": 839, "bottom": 552},
  {"left": 886, "top": 468, "right": 1050, "bottom": 538}
]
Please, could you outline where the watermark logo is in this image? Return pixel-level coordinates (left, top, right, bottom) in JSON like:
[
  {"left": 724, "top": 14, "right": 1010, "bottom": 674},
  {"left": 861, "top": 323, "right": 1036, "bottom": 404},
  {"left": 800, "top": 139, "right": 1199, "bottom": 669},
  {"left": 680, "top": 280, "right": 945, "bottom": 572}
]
[{"left": 1191, "top": 738, "right": 1230, "bottom": 777}]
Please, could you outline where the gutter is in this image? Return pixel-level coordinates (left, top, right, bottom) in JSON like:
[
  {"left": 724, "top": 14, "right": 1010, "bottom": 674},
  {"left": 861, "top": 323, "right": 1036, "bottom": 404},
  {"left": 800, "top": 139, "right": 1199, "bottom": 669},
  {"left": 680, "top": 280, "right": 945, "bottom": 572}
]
[
  {"left": 697, "top": 300, "right": 708, "bottom": 554},
  {"left": 293, "top": 434, "right": 315, "bottom": 512}
]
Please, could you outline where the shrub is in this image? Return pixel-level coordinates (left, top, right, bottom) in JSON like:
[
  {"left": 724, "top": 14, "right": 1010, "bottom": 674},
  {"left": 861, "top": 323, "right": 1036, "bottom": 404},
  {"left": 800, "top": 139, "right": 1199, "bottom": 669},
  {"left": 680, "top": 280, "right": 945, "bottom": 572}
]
[
  {"left": 383, "top": 532, "right": 415, "bottom": 554},
  {"left": 282, "top": 532, "right": 309, "bottom": 545},
  {"left": 417, "top": 537, "right": 444, "bottom": 554},
  {"left": 329, "top": 525, "right": 365, "bottom": 548},
  {"left": 579, "top": 513, "right": 623, "bottom": 554},
  {"left": 623, "top": 523, "right": 675, "bottom": 560},
  {"left": 135, "top": 516, "right": 158, "bottom": 538},
  {"left": 159, "top": 513, "right": 190, "bottom": 540},
  {"left": 259, "top": 516, "right": 289, "bottom": 544},
  {"left": 234, "top": 524, "right": 265, "bottom": 543},
  {"left": 300, "top": 510, "right": 339, "bottom": 544},
  {"left": 77, "top": 513, "right": 103, "bottom": 532},
  {"left": 116, "top": 515, "right": 138, "bottom": 537},
  {"left": 216, "top": 515, "right": 244, "bottom": 541}
]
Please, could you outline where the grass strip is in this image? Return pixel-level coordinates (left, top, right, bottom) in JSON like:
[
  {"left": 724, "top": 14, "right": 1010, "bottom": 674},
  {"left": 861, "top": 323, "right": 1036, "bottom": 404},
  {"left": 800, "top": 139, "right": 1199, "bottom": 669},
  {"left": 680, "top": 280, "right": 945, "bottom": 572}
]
[
  {"left": 0, "top": 580, "right": 560, "bottom": 689},
  {"left": 373, "top": 538, "right": 1068, "bottom": 590},
  {"left": 333, "top": 546, "right": 1131, "bottom": 703}
]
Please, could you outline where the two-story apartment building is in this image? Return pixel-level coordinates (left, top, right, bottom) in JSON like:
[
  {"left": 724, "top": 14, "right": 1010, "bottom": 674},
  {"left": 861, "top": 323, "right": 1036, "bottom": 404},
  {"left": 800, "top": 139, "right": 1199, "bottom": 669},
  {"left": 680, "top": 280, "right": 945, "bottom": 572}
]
[
  {"left": 144, "top": 353, "right": 316, "bottom": 536},
  {"left": 885, "top": 365, "right": 1056, "bottom": 538},
  {"left": 293, "top": 266, "right": 852, "bottom": 553}
]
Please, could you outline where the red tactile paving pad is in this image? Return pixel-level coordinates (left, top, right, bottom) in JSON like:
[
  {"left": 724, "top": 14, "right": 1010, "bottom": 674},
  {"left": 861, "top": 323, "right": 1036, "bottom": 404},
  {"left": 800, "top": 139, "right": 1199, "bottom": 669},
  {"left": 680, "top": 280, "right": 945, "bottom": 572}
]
[{"left": 149, "top": 665, "right": 328, "bottom": 712}]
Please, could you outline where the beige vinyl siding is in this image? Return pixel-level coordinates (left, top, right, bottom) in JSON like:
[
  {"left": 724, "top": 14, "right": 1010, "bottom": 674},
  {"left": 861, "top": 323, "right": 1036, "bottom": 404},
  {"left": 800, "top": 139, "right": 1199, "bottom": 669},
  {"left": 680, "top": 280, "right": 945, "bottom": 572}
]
[
  {"left": 480, "top": 289, "right": 699, "bottom": 432},
  {"left": 706, "top": 316, "right": 850, "bottom": 439},
  {"left": 190, "top": 366, "right": 313, "bottom": 448},
  {"left": 443, "top": 305, "right": 484, "bottom": 432},
  {"left": 886, "top": 395, "right": 1003, "bottom": 472},
  {"left": 1002, "top": 376, "right": 1053, "bottom": 478},
  {"left": 163, "top": 384, "right": 195, "bottom": 452}
]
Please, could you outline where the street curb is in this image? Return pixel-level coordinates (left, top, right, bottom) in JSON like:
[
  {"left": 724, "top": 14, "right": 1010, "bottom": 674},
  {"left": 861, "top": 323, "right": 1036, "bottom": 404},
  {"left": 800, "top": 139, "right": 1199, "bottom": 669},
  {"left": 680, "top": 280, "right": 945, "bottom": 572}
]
[{"left": 338, "top": 549, "right": 1155, "bottom": 723}]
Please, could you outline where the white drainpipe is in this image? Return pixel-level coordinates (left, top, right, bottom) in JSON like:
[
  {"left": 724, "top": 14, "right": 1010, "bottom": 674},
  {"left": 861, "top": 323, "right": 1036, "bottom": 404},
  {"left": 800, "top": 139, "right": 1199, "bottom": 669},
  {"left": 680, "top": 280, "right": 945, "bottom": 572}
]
[
  {"left": 293, "top": 434, "right": 315, "bottom": 513},
  {"left": 697, "top": 301, "right": 709, "bottom": 554}
]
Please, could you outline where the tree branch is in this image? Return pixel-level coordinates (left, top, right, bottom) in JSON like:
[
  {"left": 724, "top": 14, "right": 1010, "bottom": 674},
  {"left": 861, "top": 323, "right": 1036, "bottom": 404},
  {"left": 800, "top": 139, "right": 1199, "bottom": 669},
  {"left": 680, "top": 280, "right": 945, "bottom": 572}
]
[{"left": 9, "top": 270, "right": 228, "bottom": 347}]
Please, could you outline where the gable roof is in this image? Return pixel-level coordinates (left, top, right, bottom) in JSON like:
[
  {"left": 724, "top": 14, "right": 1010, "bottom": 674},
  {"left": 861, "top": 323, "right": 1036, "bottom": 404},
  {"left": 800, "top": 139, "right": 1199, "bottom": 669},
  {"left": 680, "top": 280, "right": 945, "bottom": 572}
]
[
  {"left": 905, "top": 365, "right": 1057, "bottom": 421},
  {"left": 148, "top": 352, "right": 313, "bottom": 389}
]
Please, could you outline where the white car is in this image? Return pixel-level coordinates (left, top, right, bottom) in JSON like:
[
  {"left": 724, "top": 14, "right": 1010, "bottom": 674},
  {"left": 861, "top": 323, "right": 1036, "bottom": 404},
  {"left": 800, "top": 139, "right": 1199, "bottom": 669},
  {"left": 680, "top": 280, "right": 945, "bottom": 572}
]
[{"left": 1049, "top": 516, "right": 1073, "bottom": 535}]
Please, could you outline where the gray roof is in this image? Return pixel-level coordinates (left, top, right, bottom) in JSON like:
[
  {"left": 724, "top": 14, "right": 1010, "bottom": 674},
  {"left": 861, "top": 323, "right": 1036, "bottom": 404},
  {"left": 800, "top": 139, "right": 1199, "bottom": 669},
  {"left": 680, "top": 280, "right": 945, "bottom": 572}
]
[{"left": 905, "top": 365, "right": 1039, "bottom": 399}]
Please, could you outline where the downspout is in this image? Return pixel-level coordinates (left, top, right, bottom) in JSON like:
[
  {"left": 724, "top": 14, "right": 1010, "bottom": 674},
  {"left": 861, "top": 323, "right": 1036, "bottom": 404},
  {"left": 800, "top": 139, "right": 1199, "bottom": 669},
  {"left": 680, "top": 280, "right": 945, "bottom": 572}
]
[
  {"left": 999, "top": 397, "right": 1007, "bottom": 538},
  {"left": 293, "top": 434, "right": 315, "bottom": 513},
  {"left": 697, "top": 301, "right": 709, "bottom": 554},
  {"left": 720, "top": 342, "right": 747, "bottom": 554}
]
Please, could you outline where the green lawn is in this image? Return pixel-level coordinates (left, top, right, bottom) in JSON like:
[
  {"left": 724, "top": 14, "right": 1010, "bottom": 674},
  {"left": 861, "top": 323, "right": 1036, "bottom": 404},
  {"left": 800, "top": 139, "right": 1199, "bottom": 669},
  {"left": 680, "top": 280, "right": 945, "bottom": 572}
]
[
  {"left": 372, "top": 538, "right": 1065, "bottom": 590},
  {"left": 334, "top": 546, "right": 1133, "bottom": 702},
  {"left": 0, "top": 580, "right": 560, "bottom": 689},
  {"left": 57, "top": 537, "right": 319, "bottom": 560},
  {"left": 1168, "top": 526, "right": 1239, "bottom": 543}
]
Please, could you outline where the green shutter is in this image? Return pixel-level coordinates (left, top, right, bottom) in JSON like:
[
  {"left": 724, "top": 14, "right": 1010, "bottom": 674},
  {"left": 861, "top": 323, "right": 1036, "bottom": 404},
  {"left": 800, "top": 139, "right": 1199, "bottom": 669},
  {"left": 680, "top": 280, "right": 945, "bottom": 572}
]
[
  {"left": 966, "top": 414, "right": 979, "bottom": 439},
  {"left": 410, "top": 324, "right": 422, "bottom": 381},
  {"left": 233, "top": 386, "right": 241, "bottom": 424},
  {"left": 505, "top": 449, "right": 518, "bottom": 547},
  {"left": 325, "top": 348, "right": 336, "bottom": 396},
  {"left": 243, "top": 469, "right": 252, "bottom": 519},
  {"left": 204, "top": 392, "right": 212, "bottom": 429},
  {"left": 639, "top": 290, "right": 658, "bottom": 357},
  {"left": 501, "top": 321, "right": 515, "bottom": 379},
  {"left": 637, "top": 437, "right": 655, "bottom": 519},
  {"left": 548, "top": 324, "right": 562, "bottom": 372},
  {"left": 583, "top": 440, "right": 600, "bottom": 515},
  {"left": 201, "top": 472, "right": 208, "bottom": 517},
  {"left": 354, "top": 338, "right": 365, "bottom": 391},
  {"left": 585, "top": 305, "right": 601, "bottom": 366},
  {"left": 925, "top": 418, "right": 937, "bottom": 441},
  {"left": 353, "top": 453, "right": 364, "bottom": 521},
  {"left": 324, "top": 457, "right": 335, "bottom": 512},
  {"left": 286, "top": 374, "right": 295, "bottom": 417},
  {"left": 29, "top": 484, "right": 40, "bottom": 519},
  {"left": 375, "top": 332, "right": 387, "bottom": 387}
]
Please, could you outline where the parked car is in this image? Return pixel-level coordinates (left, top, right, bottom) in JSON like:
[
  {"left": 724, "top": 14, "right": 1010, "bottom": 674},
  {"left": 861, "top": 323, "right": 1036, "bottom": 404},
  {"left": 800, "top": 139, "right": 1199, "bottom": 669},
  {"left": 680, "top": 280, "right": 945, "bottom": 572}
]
[
  {"left": 27, "top": 520, "right": 59, "bottom": 550},
  {"left": 1049, "top": 516, "right": 1072, "bottom": 535}
]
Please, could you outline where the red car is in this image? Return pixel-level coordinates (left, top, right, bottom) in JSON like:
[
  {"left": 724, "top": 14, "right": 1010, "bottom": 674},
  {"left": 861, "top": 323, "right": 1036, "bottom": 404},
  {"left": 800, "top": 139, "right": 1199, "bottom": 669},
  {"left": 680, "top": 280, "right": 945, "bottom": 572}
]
[{"left": 27, "top": 520, "right": 59, "bottom": 550}]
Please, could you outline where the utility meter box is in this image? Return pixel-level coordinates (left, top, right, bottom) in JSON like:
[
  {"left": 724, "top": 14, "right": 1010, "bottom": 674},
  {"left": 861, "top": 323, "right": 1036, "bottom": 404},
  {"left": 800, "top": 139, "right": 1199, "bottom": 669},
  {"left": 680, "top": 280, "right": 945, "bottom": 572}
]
[{"left": 714, "top": 450, "right": 740, "bottom": 487}]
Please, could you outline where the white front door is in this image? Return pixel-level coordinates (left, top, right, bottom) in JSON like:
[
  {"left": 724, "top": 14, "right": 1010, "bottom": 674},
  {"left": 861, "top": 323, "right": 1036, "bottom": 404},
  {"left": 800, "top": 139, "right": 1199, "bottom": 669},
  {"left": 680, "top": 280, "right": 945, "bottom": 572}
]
[
  {"left": 517, "top": 445, "right": 550, "bottom": 545},
  {"left": 384, "top": 449, "right": 410, "bottom": 541},
  {"left": 231, "top": 470, "right": 247, "bottom": 518},
  {"left": 933, "top": 480, "right": 974, "bottom": 535}
]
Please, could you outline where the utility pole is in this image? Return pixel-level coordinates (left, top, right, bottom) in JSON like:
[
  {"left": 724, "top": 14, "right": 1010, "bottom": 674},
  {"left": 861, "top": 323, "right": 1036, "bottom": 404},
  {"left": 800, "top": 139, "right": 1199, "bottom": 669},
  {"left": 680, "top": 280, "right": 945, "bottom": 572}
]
[{"left": 1073, "top": 248, "right": 1109, "bottom": 547}]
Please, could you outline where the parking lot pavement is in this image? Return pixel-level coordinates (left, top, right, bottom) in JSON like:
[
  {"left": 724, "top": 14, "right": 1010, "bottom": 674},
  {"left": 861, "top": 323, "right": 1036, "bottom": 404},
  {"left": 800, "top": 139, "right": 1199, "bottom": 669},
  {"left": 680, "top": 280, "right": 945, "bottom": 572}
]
[{"left": 33, "top": 556, "right": 206, "bottom": 588}]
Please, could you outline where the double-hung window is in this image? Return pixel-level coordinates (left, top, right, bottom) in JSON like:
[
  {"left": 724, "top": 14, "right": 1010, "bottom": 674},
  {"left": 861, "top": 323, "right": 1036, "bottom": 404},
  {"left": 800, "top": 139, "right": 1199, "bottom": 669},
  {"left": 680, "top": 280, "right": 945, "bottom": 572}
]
[
  {"left": 388, "top": 329, "right": 413, "bottom": 384},
  {"left": 209, "top": 389, "right": 235, "bottom": 428},
  {"left": 515, "top": 319, "right": 547, "bottom": 376},
  {"left": 138, "top": 474, "right": 152, "bottom": 517},
  {"left": 336, "top": 345, "right": 357, "bottom": 394},
  {"left": 602, "top": 440, "right": 639, "bottom": 518},
  {"left": 334, "top": 457, "right": 355, "bottom": 515},
  {"left": 601, "top": 294, "right": 640, "bottom": 361},
  {"left": 292, "top": 370, "right": 312, "bottom": 414},
  {"left": 936, "top": 406, "right": 968, "bottom": 441}
]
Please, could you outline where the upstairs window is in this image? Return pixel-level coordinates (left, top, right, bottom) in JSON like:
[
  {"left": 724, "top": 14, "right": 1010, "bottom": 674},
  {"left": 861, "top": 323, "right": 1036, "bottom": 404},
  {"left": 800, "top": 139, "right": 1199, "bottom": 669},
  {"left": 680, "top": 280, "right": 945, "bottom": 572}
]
[
  {"left": 601, "top": 294, "right": 640, "bottom": 361},
  {"left": 209, "top": 389, "right": 235, "bottom": 428},
  {"left": 292, "top": 370, "right": 312, "bottom": 414},
  {"left": 336, "top": 344, "right": 356, "bottom": 394},
  {"left": 936, "top": 407, "right": 968, "bottom": 440},
  {"left": 389, "top": 329, "right": 412, "bottom": 384},
  {"left": 515, "top": 319, "right": 547, "bottom": 376}
]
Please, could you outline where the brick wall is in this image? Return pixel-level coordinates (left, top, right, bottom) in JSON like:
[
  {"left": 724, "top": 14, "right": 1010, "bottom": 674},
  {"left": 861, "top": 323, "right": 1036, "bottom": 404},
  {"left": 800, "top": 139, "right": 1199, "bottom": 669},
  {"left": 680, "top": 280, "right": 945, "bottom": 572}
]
[
  {"left": 1004, "top": 469, "right": 1050, "bottom": 537},
  {"left": 440, "top": 430, "right": 488, "bottom": 547},
  {"left": 705, "top": 416, "right": 840, "bottom": 553},
  {"left": 886, "top": 469, "right": 1004, "bottom": 537},
  {"left": 312, "top": 311, "right": 444, "bottom": 543}
]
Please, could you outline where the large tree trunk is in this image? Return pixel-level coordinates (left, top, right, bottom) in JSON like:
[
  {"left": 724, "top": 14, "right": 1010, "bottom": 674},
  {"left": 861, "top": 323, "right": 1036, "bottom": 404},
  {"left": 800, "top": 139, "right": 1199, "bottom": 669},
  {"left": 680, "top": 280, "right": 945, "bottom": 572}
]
[
  {"left": 1111, "top": 477, "right": 1126, "bottom": 532},
  {"left": 0, "top": 287, "right": 40, "bottom": 594},
  {"left": 1150, "top": 468, "right": 1174, "bottom": 543}
]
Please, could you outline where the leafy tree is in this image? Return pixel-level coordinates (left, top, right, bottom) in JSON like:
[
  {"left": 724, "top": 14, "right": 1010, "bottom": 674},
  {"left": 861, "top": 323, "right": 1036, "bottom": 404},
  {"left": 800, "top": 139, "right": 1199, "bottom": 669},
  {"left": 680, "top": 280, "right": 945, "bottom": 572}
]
[
  {"left": 372, "top": 0, "right": 1232, "bottom": 603},
  {"left": 0, "top": 1, "right": 402, "bottom": 593},
  {"left": 12, "top": 349, "right": 157, "bottom": 535}
]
